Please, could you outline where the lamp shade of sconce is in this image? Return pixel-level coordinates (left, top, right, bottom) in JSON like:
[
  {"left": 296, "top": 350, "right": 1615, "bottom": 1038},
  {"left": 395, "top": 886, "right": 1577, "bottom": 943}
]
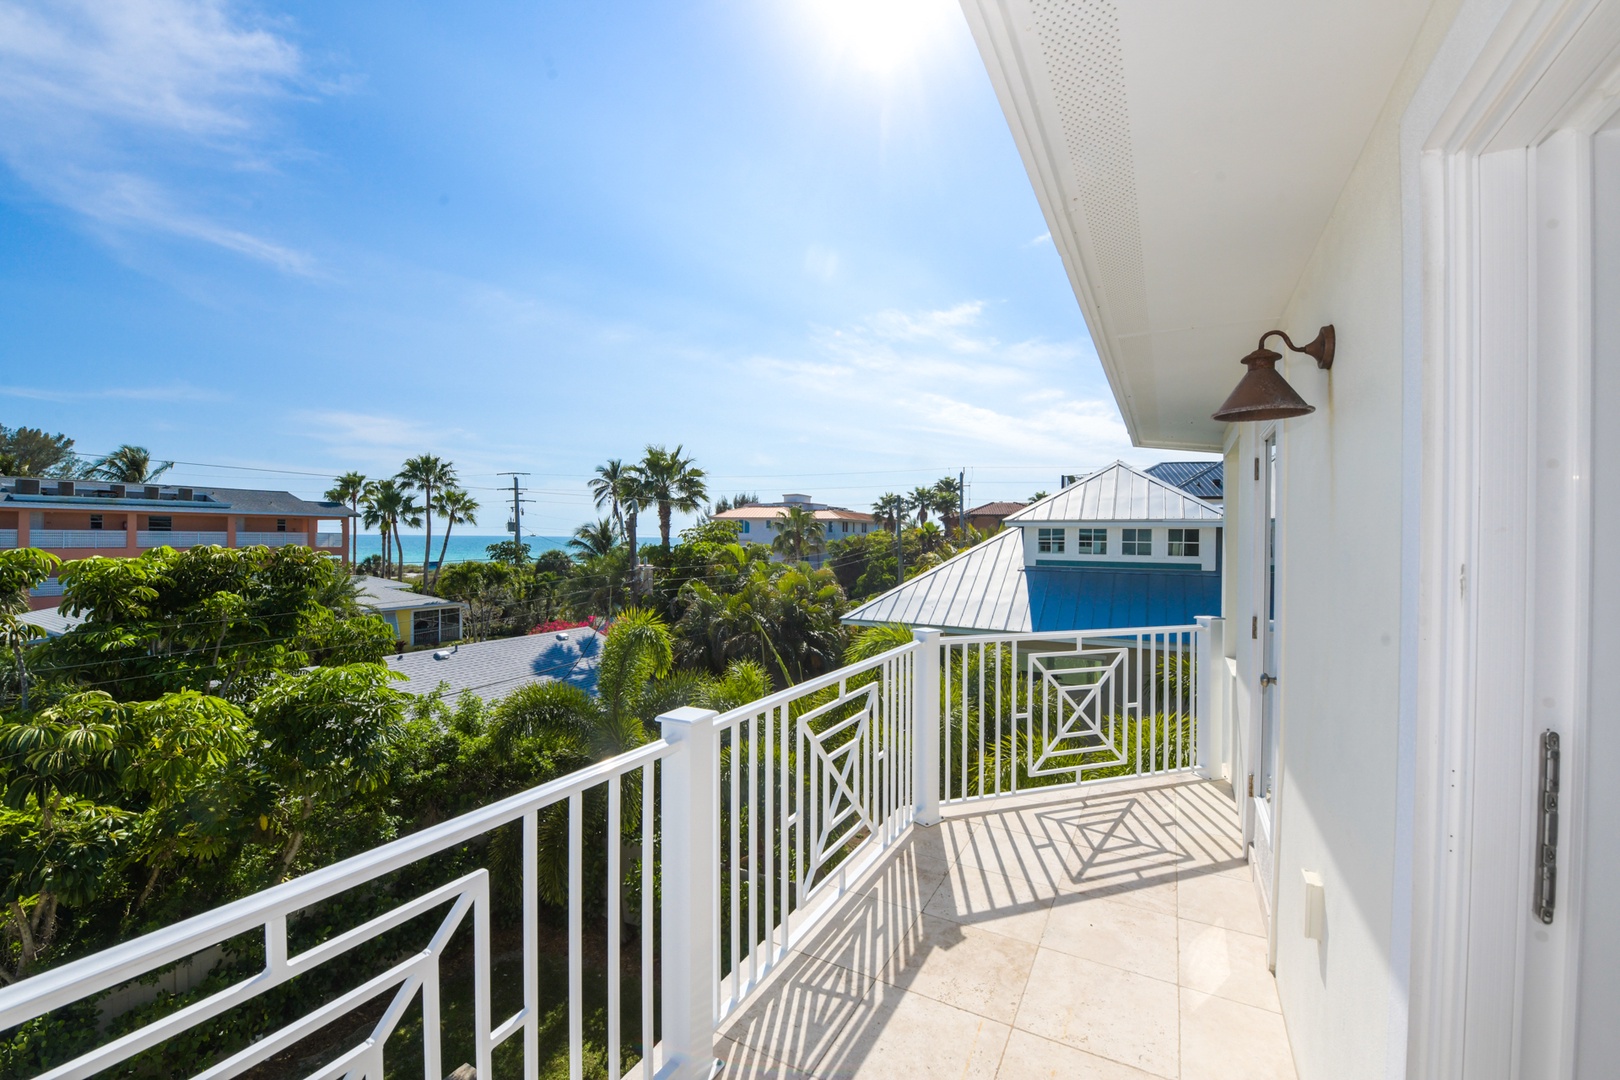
[{"left": 1211, "top": 325, "right": 1335, "bottom": 424}]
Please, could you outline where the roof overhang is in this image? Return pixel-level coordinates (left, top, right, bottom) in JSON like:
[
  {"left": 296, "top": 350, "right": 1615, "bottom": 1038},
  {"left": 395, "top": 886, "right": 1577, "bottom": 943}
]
[{"left": 959, "top": 0, "right": 1432, "bottom": 450}]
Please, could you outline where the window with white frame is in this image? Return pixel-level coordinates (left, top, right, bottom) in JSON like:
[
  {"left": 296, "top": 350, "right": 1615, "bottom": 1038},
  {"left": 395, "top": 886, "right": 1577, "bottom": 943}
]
[
  {"left": 1168, "top": 528, "right": 1200, "bottom": 557},
  {"left": 1076, "top": 528, "right": 1106, "bottom": 554},
  {"left": 1121, "top": 527, "right": 1151, "bottom": 556},
  {"left": 1036, "top": 527, "right": 1065, "bottom": 553}
]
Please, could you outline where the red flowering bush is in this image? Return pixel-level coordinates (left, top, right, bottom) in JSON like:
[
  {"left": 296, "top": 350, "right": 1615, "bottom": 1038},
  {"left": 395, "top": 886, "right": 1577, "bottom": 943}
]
[{"left": 528, "top": 618, "right": 592, "bottom": 635}]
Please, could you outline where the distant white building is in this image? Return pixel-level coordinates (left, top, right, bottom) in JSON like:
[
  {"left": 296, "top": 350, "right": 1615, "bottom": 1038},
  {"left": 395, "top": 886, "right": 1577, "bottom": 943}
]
[{"left": 710, "top": 494, "right": 879, "bottom": 569}]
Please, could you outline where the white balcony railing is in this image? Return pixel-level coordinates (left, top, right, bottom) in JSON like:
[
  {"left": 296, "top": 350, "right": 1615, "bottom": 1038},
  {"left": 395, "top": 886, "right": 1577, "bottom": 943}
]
[
  {"left": 28, "top": 530, "right": 130, "bottom": 549},
  {"left": 0, "top": 529, "right": 15, "bottom": 548},
  {"left": 236, "top": 532, "right": 307, "bottom": 547},
  {"left": 315, "top": 532, "right": 344, "bottom": 548},
  {"left": 138, "top": 531, "right": 228, "bottom": 548},
  {"left": 0, "top": 625, "right": 1203, "bottom": 1080}
]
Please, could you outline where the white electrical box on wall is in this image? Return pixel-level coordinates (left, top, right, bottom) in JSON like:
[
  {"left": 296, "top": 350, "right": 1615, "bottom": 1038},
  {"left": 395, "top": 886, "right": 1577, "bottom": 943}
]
[{"left": 1302, "top": 870, "right": 1326, "bottom": 940}]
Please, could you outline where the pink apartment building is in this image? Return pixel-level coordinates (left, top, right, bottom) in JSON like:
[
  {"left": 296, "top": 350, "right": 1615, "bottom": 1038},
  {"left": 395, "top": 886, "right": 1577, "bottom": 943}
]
[{"left": 0, "top": 476, "right": 353, "bottom": 610}]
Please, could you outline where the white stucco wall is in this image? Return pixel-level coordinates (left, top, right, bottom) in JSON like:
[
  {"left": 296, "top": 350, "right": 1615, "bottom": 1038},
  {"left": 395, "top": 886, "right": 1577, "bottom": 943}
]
[{"left": 1225, "top": 4, "right": 1463, "bottom": 1078}]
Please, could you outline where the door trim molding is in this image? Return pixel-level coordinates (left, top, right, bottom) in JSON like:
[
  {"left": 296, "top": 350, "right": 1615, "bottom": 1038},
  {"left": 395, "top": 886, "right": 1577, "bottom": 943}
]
[{"left": 1407, "top": 2, "right": 1620, "bottom": 1076}]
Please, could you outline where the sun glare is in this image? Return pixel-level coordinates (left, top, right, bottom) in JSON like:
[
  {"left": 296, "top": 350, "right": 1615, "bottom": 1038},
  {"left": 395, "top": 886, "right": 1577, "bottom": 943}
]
[{"left": 805, "top": 0, "right": 957, "bottom": 76}]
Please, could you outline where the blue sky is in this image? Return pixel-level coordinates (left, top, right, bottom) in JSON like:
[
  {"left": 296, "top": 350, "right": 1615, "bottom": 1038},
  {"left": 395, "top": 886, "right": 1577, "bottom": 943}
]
[{"left": 0, "top": 0, "right": 1160, "bottom": 535}]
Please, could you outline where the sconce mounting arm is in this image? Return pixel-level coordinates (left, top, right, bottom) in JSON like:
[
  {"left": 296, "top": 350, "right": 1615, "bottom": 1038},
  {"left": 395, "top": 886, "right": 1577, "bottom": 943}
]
[{"left": 1258, "top": 325, "right": 1335, "bottom": 370}]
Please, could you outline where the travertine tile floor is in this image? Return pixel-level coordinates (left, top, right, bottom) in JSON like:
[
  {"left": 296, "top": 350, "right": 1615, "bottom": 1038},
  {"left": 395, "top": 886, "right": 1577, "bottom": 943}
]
[{"left": 716, "top": 777, "right": 1297, "bottom": 1080}]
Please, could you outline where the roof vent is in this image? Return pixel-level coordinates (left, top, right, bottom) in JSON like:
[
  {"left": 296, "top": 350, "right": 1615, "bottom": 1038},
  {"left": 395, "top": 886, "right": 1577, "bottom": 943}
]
[
  {"left": 782, "top": 493, "right": 812, "bottom": 505},
  {"left": 15, "top": 478, "right": 40, "bottom": 495},
  {"left": 57, "top": 481, "right": 75, "bottom": 496},
  {"left": 432, "top": 649, "right": 452, "bottom": 660},
  {"left": 556, "top": 632, "right": 569, "bottom": 641},
  {"left": 143, "top": 486, "right": 159, "bottom": 499},
  {"left": 110, "top": 484, "right": 127, "bottom": 497},
  {"left": 178, "top": 487, "right": 193, "bottom": 501}
]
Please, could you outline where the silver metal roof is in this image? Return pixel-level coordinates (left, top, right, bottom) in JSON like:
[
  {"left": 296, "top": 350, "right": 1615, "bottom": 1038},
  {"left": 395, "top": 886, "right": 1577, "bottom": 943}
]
[
  {"left": 843, "top": 528, "right": 1032, "bottom": 634},
  {"left": 1005, "top": 461, "right": 1222, "bottom": 524}
]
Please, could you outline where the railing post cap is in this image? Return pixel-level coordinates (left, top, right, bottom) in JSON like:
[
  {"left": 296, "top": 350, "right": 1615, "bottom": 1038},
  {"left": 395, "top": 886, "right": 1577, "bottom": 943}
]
[
  {"left": 912, "top": 627, "right": 943, "bottom": 642},
  {"left": 658, "top": 706, "right": 719, "bottom": 739}
]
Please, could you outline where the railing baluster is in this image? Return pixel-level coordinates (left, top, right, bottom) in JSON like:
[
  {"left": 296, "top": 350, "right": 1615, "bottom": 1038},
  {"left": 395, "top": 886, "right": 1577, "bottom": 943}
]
[
  {"left": 748, "top": 713, "right": 759, "bottom": 990},
  {"left": 523, "top": 808, "right": 539, "bottom": 1080},
  {"left": 607, "top": 776, "right": 621, "bottom": 1080},
  {"left": 729, "top": 724, "right": 740, "bottom": 1003},
  {"left": 568, "top": 790, "right": 583, "bottom": 1080},
  {"left": 422, "top": 955, "right": 442, "bottom": 1080},
  {"left": 764, "top": 702, "right": 774, "bottom": 970},
  {"left": 641, "top": 762, "right": 655, "bottom": 1078}
]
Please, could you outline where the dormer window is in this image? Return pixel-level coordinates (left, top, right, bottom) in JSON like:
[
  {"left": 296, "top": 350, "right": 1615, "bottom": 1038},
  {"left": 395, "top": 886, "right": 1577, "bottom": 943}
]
[
  {"left": 1122, "top": 528, "right": 1152, "bottom": 556},
  {"left": 1168, "top": 528, "right": 1200, "bottom": 557},
  {"left": 1037, "top": 528, "right": 1065, "bottom": 553},
  {"left": 1076, "top": 528, "right": 1106, "bottom": 554}
]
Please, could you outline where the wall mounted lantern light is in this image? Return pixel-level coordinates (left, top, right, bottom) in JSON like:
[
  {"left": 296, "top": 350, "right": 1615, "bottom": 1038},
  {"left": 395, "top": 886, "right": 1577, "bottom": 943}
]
[{"left": 1211, "top": 325, "right": 1335, "bottom": 423}]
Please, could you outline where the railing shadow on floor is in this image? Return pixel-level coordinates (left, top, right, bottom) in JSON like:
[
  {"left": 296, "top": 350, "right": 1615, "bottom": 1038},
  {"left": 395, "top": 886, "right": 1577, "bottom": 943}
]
[{"left": 712, "top": 774, "right": 1246, "bottom": 1078}]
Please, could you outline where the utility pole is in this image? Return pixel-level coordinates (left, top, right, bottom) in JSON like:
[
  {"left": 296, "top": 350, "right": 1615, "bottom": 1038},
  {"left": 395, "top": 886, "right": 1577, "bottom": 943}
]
[{"left": 497, "top": 472, "right": 530, "bottom": 560}]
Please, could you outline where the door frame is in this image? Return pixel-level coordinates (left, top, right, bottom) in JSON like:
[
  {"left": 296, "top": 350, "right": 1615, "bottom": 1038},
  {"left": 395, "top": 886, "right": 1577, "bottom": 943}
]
[{"left": 1410, "top": 1, "right": 1620, "bottom": 1076}]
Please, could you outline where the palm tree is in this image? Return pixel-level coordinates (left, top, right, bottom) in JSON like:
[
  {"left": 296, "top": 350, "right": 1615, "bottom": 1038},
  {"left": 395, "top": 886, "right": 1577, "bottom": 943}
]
[
  {"left": 360, "top": 480, "right": 397, "bottom": 578},
  {"left": 906, "top": 485, "right": 941, "bottom": 527},
  {"left": 89, "top": 445, "right": 174, "bottom": 483},
  {"left": 771, "top": 505, "right": 825, "bottom": 563},
  {"left": 431, "top": 487, "right": 479, "bottom": 586},
  {"left": 325, "top": 472, "right": 367, "bottom": 565},
  {"left": 871, "top": 493, "right": 909, "bottom": 534},
  {"left": 394, "top": 495, "right": 423, "bottom": 579},
  {"left": 589, "top": 459, "right": 632, "bottom": 537},
  {"left": 569, "top": 518, "right": 620, "bottom": 559},
  {"left": 590, "top": 459, "right": 646, "bottom": 575},
  {"left": 709, "top": 492, "right": 760, "bottom": 516},
  {"left": 638, "top": 444, "right": 708, "bottom": 551},
  {"left": 932, "top": 476, "right": 964, "bottom": 536},
  {"left": 397, "top": 455, "right": 456, "bottom": 584}
]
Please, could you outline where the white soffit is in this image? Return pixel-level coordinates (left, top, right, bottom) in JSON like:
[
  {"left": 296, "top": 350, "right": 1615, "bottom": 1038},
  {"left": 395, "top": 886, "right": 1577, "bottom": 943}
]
[{"left": 960, "top": 0, "right": 1432, "bottom": 450}]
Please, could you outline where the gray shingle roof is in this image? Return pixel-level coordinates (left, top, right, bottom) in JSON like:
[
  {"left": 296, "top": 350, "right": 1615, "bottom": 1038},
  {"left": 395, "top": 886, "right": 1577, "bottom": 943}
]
[
  {"left": 1005, "top": 461, "right": 1221, "bottom": 524},
  {"left": 384, "top": 629, "right": 606, "bottom": 702},
  {"left": 192, "top": 486, "right": 353, "bottom": 516}
]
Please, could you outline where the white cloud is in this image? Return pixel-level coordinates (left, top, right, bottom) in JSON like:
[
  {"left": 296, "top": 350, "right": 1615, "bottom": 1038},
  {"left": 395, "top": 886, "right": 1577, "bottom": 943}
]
[
  {"left": 1024, "top": 231, "right": 1052, "bottom": 247},
  {"left": 739, "top": 301, "right": 1135, "bottom": 464},
  {"left": 0, "top": 0, "right": 317, "bottom": 271},
  {"left": 0, "top": 380, "right": 225, "bottom": 403}
]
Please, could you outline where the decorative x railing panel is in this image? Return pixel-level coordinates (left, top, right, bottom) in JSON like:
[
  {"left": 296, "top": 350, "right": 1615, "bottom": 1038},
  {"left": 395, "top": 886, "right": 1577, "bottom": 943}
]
[
  {"left": 1021, "top": 645, "right": 1131, "bottom": 778},
  {"left": 798, "top": 683, "right": 882, "bottom": 896}
]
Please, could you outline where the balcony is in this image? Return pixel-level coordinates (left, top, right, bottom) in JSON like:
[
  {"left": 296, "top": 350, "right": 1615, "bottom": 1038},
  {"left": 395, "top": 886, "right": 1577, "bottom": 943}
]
[
  {"left": 315, "top": 532, "right": 345, "bottom": 549},
  {"left": 26, "top": 529, "right": 130, "bottom": 549},
  {"left": 237, "top": 531, "right": 308, "bottom": 547},
  {"left": 0, "top": 625, "right": 1292, "bottom": 1079},
  {"left": 138, "top": 531, "right": 229, "bottom": 548},
  {"left": 0, "top": 529, "right": 14, "bottom": 548}
]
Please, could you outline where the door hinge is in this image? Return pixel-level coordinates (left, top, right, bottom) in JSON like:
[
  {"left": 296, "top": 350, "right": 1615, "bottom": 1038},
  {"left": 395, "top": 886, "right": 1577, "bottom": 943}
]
[
  {"left": 1252, "top": 615, "right": 1258, "bottom": 639},
  {"left": 1247, "top": 773, "right": 1255, "bottom": 798},
  {"left": 1254, "top": 457, "right": 1260, "bottom": 481},
  {"left": 1535, "top": 730, "right": 1560, "bottom": 924}
]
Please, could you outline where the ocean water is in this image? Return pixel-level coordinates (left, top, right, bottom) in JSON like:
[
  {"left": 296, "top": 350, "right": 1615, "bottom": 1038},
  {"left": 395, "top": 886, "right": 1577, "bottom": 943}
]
[{"left": 352, "top": 534, "right": 570, "bottom": 566}]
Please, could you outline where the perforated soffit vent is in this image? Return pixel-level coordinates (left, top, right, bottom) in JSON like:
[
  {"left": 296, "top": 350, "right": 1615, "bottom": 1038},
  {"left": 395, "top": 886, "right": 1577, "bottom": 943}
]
[{"left": 1031, "top": 0, "right": 1148, "bottom": 337}]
